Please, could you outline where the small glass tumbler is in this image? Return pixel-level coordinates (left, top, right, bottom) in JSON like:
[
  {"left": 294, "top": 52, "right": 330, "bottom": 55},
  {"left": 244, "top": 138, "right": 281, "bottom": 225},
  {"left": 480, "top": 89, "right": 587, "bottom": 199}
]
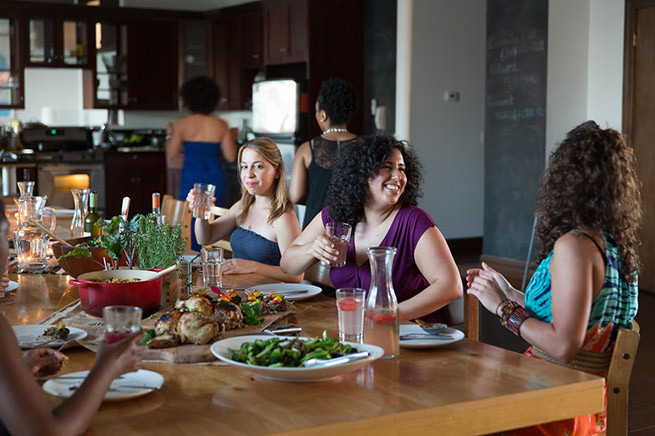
[
  {"left": 17, "top": 181, "right": 35, "bottom": 198},
  {"left": 201, "top": 247, "right": 224, "bottom": 287},
  {"left": 103, "top": 305, "right": 142, "bottom": 344},
  {"left": 326, "top": 222, "right": 352, "bottom": 267},
  {"left": 336, "top": 288, "right": 366, "bottom": 343},
  {"left": 192, "top": 183, "right": 216, "bottom": 220}
]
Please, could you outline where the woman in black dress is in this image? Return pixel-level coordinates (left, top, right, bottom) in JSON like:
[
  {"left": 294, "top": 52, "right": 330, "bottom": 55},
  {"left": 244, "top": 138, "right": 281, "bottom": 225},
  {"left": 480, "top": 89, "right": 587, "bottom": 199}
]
[{"left": 289, "top": 78, "right": 359, "bottom": 228}]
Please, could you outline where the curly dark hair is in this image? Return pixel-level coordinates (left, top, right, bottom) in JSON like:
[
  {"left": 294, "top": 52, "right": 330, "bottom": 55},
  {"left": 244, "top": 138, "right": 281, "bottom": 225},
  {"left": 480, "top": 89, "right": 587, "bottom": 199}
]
[
  {"left": 317, "top": 78, "right": 359, "bottom": 125},
  {"left": 325, "top": 134, "right": 423, "bottom": 227},
  {"left": 535, "top": 121, "right": 642, "bottom": 281},
  {"left": 180, "top": 76, "right": 220, "bottom": 114}
]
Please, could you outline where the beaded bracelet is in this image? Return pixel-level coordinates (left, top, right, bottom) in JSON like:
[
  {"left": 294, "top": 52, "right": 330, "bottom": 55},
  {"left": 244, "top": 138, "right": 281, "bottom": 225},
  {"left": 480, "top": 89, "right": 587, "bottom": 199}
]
[{"left": 499, "top": 300, "right": 530, "bottom": 336}]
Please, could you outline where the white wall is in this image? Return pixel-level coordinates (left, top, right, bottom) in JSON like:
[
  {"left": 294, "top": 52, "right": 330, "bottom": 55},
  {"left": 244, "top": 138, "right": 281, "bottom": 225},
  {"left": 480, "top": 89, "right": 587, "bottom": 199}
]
[
  {"left": 546, "top": 0, "right": 625, "bottom": 156},
  {"left": 545, "top": 0, "right": 590, "bottom": 156},
  {"left": 587, "top": 0, "right": 624, "bottom": 130},
  {"left": 410, "top": 0, "right": 486, "bottom": 238}
]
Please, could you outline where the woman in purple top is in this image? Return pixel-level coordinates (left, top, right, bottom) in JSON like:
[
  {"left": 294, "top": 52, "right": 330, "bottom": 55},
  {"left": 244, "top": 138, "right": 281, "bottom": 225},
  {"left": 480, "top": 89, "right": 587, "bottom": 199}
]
[{"left": 281, "top": 135, "right": 462, "bottom": 322}]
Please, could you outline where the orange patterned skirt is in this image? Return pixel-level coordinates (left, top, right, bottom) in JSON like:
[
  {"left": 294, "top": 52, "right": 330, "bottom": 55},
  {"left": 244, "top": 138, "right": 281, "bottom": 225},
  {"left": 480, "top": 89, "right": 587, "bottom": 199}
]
[{"left": 499, "top": 324, "right": 615, "bottom": 436}]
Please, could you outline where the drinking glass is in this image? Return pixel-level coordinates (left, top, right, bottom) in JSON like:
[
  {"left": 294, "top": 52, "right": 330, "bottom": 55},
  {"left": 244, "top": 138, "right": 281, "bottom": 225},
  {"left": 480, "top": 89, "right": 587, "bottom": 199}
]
[
  {"left": 17, "top": 181, "right": 34, "bottom": 198},
  {"left": 325, "top": 222, "right": 352, "bottom": 267},
  {"left": 103, "top": 305, "right": 142, "bottom": 344},
  {"left": 192, "top": 183, "right": 216, "bottom": 220},
  {"left": 336, "top": 288, "right": 366, "bottom": 343},
  {"left": 201, "top": 247, "right": 224, "bottom": 287}
]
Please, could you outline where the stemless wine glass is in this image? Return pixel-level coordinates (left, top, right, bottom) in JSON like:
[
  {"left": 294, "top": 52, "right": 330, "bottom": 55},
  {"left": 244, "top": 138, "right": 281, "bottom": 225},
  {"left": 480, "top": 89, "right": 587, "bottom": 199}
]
[
  {"left": 192, "top": 183, "right": 216, "bottom": 220},
  {"left": 103, "top": 306, "right": 142, "bottom": 344}
]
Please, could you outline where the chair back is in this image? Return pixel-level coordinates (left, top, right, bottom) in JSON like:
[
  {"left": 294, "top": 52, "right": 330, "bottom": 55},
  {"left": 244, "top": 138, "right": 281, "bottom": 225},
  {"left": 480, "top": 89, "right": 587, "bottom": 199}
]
[
  {"left": 207, "top": 205, "right": 233, "bottom": 254},
  {"left": 606, "top": 320, "right": 640, "bottom": 436},
  {"left": 161, "top": 195, "right": 192, "bottom": 249}
]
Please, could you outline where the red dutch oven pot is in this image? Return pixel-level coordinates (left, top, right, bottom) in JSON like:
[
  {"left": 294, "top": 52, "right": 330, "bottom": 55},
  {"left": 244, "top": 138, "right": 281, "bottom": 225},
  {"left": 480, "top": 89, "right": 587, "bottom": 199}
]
[{"left": 69, "top": 270, "right": 164, "bottom": 317}]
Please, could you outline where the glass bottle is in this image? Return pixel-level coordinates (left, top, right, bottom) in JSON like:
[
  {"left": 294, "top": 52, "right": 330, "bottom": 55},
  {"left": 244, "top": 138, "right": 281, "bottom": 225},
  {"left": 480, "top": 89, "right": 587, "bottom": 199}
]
[
  {"left": 84, "top": 191, "right": 102, "bottom": 237},
  {"left": 363, "top": 246, "right": 399, "bottom": 358},
  {"left": 70, "top": 188, "right": 90, "bottom": 238}
]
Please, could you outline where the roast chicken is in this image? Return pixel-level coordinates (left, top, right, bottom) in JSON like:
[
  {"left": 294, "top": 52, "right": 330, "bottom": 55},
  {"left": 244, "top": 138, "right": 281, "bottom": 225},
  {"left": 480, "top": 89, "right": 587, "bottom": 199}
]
[{"left": 147, "top": 292, "right": 243, "bottom": 349}]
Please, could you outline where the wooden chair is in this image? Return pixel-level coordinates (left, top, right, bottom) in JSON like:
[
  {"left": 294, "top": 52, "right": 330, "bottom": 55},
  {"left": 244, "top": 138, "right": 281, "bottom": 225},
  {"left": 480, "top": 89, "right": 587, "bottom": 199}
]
[
  {"left": 161, "top": 194, "right": 192, "bottom": 249},
  {"left": 207, "top": 205, "right": 232, "bottom": 255},
  {"left": 605, "top": 320, "right": 640, "bottom": 436}
]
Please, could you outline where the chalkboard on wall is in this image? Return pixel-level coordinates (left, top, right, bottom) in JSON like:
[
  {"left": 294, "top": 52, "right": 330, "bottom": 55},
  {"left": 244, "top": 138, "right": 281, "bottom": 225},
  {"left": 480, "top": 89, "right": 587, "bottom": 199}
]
[{"left": 484, "top": 0, "right": 547, "bottom": 261}]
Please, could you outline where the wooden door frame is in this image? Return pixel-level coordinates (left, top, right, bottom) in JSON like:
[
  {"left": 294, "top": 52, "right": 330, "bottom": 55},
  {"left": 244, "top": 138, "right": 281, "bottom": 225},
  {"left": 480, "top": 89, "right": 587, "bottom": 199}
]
[{"left": 623, "top": 0, "right": 655, "bottom": 140}]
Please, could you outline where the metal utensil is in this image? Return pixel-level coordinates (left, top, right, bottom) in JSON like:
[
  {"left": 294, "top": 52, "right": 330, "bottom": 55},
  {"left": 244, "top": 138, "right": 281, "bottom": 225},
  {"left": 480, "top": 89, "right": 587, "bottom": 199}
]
[
  {"left": 303, "top": 351, "right": 370, "bottom": 368},
  {"left": 37, "top": 375, "right": 126, "bottom": 381},
  {"left": 265, "top": 290, "right": 310, "bottom": 296},
  {"left": 262, "top": 326, "right": 302, "bottom": 335},
  {"left": 399, "top": 333, "right": 455, "bottom": 340}
]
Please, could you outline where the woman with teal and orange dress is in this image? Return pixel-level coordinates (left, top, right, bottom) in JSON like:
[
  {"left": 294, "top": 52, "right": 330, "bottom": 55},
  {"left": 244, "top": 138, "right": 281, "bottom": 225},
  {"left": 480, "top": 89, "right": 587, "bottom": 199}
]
[
  {"left": 466, "top": 121, "right": 641, "bottom": 435},
  {"left": 166, "top": 76, "right": 237, "bottom": 250}
]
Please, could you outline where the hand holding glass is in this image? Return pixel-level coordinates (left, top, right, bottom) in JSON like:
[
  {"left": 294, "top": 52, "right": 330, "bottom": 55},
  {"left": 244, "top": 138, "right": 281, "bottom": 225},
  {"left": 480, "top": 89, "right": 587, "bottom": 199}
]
[
  {"left": 326, "top": 222, "right": 352, "bottom": 267},
  {"left": 192, "top": 183, "right": 216, "bottom": 220},
  {"left": 103, "top": 306, "right": 142, "bottom": 344},
  {"left": 336, "top": 288, "right": 366, "bottom": 342},
  {"left": 201, "top": 247, "right": 224, "bottom": 287}
]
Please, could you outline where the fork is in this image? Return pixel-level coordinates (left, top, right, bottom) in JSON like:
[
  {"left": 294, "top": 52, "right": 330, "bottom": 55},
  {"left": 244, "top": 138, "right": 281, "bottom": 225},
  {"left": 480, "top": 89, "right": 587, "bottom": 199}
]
[
  {"left": 399, "top": 333, "right": 455, "bottom": 340},
  {"left": 303, "top": 351, "right": 370, "bottom": 368}
]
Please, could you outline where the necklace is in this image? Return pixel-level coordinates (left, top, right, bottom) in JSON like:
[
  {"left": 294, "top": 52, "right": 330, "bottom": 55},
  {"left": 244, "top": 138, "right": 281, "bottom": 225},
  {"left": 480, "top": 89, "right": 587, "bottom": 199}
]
[
  {"left": 323, "top": 127, "right": 348, "bottom": 134},
  {"left": 247, "top": 207, "right": 266, "bottom": 230}
]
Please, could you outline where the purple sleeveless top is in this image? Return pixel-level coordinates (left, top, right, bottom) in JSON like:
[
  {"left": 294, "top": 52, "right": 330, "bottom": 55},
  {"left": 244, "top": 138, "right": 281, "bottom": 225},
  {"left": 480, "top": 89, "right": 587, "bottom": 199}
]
[{"left": 322, "top": 205, "right": 446, "bottom": 323}]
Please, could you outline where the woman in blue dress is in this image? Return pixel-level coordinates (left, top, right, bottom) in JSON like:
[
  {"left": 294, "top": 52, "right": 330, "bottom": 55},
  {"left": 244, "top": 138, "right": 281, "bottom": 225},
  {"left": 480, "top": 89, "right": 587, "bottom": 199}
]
[
  {"left": 167, "top": 76, "right": 237, "bottom": 250},
  {"left": 187, "top": 137, "right": 303, "bottom": 283}
]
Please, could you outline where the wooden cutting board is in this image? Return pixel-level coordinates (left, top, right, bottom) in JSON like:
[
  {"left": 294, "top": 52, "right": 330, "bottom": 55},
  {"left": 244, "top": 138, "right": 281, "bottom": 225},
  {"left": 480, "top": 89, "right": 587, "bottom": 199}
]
[{"left": 140, "top": 303, "right": 297, "bottom": 364}]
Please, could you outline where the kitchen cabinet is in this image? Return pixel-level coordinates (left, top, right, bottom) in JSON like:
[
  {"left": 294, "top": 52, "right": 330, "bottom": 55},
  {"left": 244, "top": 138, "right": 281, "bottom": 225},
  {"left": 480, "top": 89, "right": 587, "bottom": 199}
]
[
  {"left": 104, "top": 151, "right": 166, "bottom": 217},
  {"left": 0, "top": 15, "right": 24, "bottom": 108},
  {"left": 84, "top": 20, "right": 178, "bottom": 110},
  {"left": 126, "top": 20, "right": 178, "bottom": 110},
  {"left": 213, "top": 4, "right": 263, "bottom": 110},
  {"left": 26, "top": 17, "right": 91, "bottom": 67},
  {"left": 83, "top": 21, "right": 128, "bottom": 108},
  {"left": 179, "top": 21, "right": 212, "bottom": 89},
  {"left": 263, "top": 0, "right": 307, "bottom": 65}
]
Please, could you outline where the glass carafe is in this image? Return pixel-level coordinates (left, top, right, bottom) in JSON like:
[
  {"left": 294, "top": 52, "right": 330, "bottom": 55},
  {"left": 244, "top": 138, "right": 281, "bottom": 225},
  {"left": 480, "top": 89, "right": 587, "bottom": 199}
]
[
  {"left": 363, "top": 246, "right": 399, "bottom": 358},
  {"left": 70, "top": 188, "right": 90, "bottom": 238},
  {"left": 14, "top": 196, "right": 56, "bottom": 272}
]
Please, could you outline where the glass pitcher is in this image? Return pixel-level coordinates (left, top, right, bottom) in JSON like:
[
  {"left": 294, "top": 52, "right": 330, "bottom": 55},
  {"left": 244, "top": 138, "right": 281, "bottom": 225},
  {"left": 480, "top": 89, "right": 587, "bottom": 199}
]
[
  {"left": 363, "top": 246, "right": 399, "bottom": 358},
  {"left": 14, "top": 196, "right": 56, "bottom": 272},
  {"left": 70, "top": 188, "right": 90, "bottom": 238}
]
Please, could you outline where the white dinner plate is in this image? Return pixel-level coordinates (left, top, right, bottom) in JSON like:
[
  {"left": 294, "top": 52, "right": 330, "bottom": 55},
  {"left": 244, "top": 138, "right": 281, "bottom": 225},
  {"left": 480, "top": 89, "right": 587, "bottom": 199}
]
[
  {"left": 399, "top": 324, "right": 465, "bottom": 349},
  {"left": 245, "top": 283, "right": 322, "bottom": 301},
  {"left": 12, "top": 325, "right": 88, "bottom": 349},
  {"left": 43, "top": 369, "right": 164, "bottom": 402},
  {"left": 6, "top": 281, "right": 18, "bottom": 292},
  {"left": 211, "top": 335, "right": 383, "bottom": 382}
]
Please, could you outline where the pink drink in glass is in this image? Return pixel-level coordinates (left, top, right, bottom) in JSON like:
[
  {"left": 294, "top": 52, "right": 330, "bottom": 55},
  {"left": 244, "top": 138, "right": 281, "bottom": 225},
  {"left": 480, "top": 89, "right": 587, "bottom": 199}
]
[
  {"left": 336, "top": 288, "right": 366, "bottom": 342},
  {"left": 364, "top": 309, "right": 399, "bottom": 358}
]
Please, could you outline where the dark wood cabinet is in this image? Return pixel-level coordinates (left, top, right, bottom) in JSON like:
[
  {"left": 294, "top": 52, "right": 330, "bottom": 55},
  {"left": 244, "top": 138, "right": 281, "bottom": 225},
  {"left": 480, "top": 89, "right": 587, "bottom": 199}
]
[
  {"left": 0, "top": 15, "right": 24, "bottom": 108},
  {"left": 104, "top": 152, "right": 167, "bottom": 218},
  {"left": 213, "top": 4, "right": 264, "bottom": 111},
  {"left": 127, "top": 21, "right": 178, "bottom": 110},
  {"left": 25, "top": 17, "right": 91, "bottom": 68},
  {"left": 263, "top": 0, "right": 307, "bottom": 65},
  {"left": 178, "top": 20, "right": 213, "bottom": 106}
]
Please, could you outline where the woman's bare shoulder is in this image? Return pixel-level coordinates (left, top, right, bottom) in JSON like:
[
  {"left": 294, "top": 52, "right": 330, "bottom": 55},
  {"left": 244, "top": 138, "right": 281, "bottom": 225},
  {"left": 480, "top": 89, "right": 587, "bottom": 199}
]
[
  {"left": 553, "top": 231, "right": 603, "bottom": 259},
  {"left": 273, "top": 209, "right": 300, "bottom": 228}
]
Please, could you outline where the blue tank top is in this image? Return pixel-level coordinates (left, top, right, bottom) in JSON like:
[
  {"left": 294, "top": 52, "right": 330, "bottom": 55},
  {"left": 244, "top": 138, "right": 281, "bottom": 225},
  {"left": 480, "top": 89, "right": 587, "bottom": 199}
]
[
  {"left": 524, "top": 232, "right": 638, "bottom": 330},
  {"left": 230, "top": 226, "right": 281, "bottom": 266}
]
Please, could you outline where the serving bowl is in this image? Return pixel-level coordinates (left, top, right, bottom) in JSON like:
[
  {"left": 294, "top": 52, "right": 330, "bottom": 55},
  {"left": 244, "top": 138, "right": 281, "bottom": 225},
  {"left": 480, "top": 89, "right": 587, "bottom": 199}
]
[
  {"left": 69, "top": 269, "right": 163, "bottom": 317},
  {"left": 52, "top": 237, "right": 129, "bottom": 278}
]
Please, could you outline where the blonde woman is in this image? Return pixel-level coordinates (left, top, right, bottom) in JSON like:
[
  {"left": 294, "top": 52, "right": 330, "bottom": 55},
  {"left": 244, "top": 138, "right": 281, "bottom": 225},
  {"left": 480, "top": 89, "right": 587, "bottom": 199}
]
[{"left": 187, "top": 137, "right": 303, "bottom": 283}]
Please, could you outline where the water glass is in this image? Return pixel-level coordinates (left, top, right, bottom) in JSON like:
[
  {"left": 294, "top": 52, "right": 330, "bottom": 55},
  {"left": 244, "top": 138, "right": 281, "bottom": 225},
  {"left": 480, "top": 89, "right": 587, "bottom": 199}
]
[
  {"left": 336, "top": 288, "right": 366, "bottom": 343},
  {"left": 201, "top": 247, "right": 224, "bottom": 287},
  {"left": 192, "top": 183, "right": 216, "bottom": 220},
  {"left": 103, "top": 305, "right": 142, "bottom": 344},
  {"left": 326, "top": 222, "right": 352, "bottom": 267},
  {"left": 17, "top": 181, "right": 34, "bottom": 198}
]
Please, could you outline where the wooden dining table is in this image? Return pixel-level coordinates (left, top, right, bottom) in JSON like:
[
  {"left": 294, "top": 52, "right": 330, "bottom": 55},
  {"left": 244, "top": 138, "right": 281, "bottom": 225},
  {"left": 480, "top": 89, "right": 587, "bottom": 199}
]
[{"left": 1, "top": 272, "right": 604, "bottom": 436}]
